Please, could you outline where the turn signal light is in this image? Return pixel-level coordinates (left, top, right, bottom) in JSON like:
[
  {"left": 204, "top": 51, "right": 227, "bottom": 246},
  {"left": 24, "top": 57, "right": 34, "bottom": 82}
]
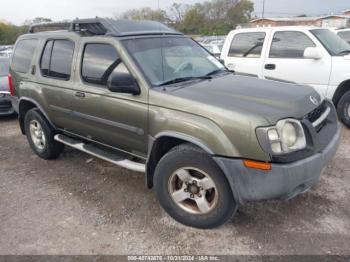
[{"left": 243, "top": 160, "right": 272, "bottom": 171}]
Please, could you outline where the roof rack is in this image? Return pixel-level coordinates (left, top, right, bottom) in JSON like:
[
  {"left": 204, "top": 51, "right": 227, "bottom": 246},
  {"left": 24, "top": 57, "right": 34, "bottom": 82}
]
[
  {"left": 28, "top": 18, "right": 183, "bottom": 37},
  {"left": 28, "top": 21, "right": 71, "bottom": 33}
]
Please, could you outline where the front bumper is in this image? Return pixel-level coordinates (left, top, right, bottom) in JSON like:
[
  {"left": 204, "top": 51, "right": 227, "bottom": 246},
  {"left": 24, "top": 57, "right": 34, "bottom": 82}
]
[
  {"left": 214, "top": 123, "right": 341, "bottom": 204},
  {"left": 0, "top": 92, "right": 15, "bottom": 116}
]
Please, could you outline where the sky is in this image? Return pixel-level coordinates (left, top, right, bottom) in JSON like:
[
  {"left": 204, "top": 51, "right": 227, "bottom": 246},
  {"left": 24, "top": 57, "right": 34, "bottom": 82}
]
[{"left": 0, "top": 0, "right": 349, "bottom": 25}]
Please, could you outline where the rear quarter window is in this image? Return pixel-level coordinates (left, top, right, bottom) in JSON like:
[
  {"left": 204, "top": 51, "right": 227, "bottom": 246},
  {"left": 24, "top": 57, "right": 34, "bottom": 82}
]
[{"left": 12, "top": 39, "right": 38, "bottom": 73}]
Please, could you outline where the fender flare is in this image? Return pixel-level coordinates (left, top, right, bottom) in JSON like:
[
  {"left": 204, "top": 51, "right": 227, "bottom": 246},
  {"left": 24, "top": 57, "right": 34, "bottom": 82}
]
[
  {"left": 147, "top": 131, "right": 241, "bottom": 204},
  {"left": 152, "top": 131, "right": 215, "bottom": 155},
  {"left": 18, "top": 97, "right": 56, "bottom": 133}
]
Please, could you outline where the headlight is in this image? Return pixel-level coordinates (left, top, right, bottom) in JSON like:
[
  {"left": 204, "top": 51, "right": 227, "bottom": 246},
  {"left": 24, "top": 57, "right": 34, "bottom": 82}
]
[{"left": 257, "top": 119, "right": 307, "bottom": 155}]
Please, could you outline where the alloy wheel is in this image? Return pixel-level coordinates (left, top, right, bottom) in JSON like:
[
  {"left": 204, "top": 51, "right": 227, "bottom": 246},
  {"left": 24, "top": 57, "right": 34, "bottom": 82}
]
[
  {"left": 29, "top": 120, "right": 46, "bottom": 150},
  {"left": 168, "top": 167, "right": 219, "bottom": 215}
]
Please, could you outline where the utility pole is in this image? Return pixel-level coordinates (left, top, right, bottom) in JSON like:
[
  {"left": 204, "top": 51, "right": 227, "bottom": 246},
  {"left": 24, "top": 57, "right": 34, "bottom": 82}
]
[{"left": 262, "top": 0, "right": 266, "bottom": 19}]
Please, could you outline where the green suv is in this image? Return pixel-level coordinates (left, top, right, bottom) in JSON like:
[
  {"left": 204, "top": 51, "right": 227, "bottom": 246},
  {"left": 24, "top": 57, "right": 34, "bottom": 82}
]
[{"left": 10, "top": 18, "right": 341, "bottom": 228}]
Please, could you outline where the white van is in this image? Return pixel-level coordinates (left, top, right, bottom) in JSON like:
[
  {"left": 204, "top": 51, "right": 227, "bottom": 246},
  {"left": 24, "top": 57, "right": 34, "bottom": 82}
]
[{"left": 221, "top": 27, "right": 350, "bottom": 127}]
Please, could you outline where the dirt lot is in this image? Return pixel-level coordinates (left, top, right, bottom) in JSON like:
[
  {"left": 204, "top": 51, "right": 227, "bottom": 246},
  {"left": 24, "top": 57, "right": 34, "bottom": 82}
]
[{"left": 0, "top": 115, "right": 349, "bottom": 255}]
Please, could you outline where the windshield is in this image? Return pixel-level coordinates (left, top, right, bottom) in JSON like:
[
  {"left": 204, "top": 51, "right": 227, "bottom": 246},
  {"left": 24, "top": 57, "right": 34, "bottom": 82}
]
[
  {"left": 0, "top": 59, "right": 9, "bottom": 77},
  {"left": 310, "top": 29, "right": 350, "bottom": 56},
  {"left": 122, "top": 37, "right": 225, "bottom": 86}
]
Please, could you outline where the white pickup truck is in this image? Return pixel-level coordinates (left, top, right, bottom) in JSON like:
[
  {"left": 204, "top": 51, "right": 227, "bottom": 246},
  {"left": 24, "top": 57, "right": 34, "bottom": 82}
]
[{"left": 221, "top": 27, "right": 350, "bottom": 127}]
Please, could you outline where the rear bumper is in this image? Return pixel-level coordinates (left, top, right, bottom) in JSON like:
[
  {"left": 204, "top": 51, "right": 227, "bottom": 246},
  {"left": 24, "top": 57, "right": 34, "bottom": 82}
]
[
  {"left": 214, "top": 123, "right": 341, "bottom": 204},
  {"left": 0, "top": 92, "right": 15, "bottom": 115}
]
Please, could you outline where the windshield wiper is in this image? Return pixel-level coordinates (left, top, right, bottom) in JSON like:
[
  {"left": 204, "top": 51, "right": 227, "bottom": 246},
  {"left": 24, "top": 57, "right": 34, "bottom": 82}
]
[
  {"left": 337, "top": 50, "right": 350, "bottom": 56},
  {"left": 158, "top": 76, "right": 212, "bottom": 86},
  {"left": 206, "top": 69, "right": 228, "bottom": 76}
]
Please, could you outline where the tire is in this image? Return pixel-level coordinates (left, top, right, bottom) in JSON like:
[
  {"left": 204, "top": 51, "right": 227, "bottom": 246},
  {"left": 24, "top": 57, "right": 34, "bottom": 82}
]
[
  {"left": 24, "top": 108, "right": 64, "bottom": 159},
  {"left": 337, "top": 90, "right": 350, "bottom": 128},
  {"left": 154, "top": 144, "right": 238, "bottom": 229}
]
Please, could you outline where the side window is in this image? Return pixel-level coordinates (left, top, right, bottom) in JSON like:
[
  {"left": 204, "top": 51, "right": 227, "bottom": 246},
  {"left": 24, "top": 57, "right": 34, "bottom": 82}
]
[
  {"left": 338, "top": 31, "right": 350, "bottom": 44},
  {"left": 50, "top": 40, "right": 75, "bottom": 79},
  {"left": 40, "top": 40, "right": 53, "bottom": 76},
  {"left": 229, "top": 32, "right": 266, "bottom": 58},
  {"left": 269, "top": 31, "right": 316, "bottom": 58},
  {"left": 12, "top": 39, "right": 38, "bottom": 73},
  {"left": 82, "top": 43, "right": 130, "bottom": 86},
  {"left": 40, "top": 39, "right": 75, "bottom": 80}
]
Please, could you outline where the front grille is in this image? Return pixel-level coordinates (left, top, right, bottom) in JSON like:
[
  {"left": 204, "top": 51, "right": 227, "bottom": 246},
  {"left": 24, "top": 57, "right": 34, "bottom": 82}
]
[{"left": 306, "top": 101, "right": 327, "bottom": 123}]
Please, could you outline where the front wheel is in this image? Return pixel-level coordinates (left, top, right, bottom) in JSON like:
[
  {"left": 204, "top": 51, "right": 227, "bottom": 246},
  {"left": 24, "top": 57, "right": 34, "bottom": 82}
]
[
  {"left": 154, "top": 144, "right": 238, "bottom": 229},
  {"left": 337, "top": 90, "right": 350, "bottom": 128}
]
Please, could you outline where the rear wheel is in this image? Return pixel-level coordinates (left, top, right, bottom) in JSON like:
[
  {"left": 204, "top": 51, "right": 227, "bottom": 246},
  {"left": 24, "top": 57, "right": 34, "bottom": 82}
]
[
  {"left": 337, "top": 90, "right": 350, "bottom": 128},
  {"left": 24, "top": 108, "right": 64, "bottom": 159},
  {"left": 154, "top": 144, "right": 237, "bottom": 229}
]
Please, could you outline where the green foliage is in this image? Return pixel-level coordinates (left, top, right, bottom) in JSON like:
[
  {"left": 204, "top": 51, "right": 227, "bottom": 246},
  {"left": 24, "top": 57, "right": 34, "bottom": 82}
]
[
  {"left": 118, "top": 0, "right": 254, "bottom": 35},
  {"left": 0, "top": 1, "right": 253, "bottom": 44},
  {"left": 118, "top": 7, "right": 169, "bottom": 23},
  {"left": 0, "top": 22, "right": 28, "bottom": 45},
  {"left": 180, "top": 0, "right": 254, "bottom": 35},
  {"left": 0, "top": 17, "right": 52, "bottom": 45}
]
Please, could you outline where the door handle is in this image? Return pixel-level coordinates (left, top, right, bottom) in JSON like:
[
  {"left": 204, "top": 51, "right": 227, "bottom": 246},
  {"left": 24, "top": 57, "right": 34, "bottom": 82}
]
[
  {"left": 265, "top": 64, "right": 276, "bottom": 70},
  {"left": 75, "top": 91, "right": 85, "bottom": 98},
  {"left": 31, "top": 65, "right": 36, "bottom": 75}
]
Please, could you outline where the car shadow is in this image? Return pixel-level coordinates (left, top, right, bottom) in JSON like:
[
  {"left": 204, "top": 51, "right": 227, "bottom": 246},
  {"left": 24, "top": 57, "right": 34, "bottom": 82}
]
[{"left": 0, "top": 114, "right": 17, "bottom": 122}]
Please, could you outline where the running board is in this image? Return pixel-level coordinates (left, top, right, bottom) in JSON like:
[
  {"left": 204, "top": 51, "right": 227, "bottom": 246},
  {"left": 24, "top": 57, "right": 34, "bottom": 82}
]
[{"left": 54, "top": 134, "right": 145, "bottom": 173}]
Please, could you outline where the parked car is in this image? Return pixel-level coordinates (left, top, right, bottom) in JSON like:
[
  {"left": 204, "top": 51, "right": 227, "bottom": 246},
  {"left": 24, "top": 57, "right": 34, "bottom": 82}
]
[
  {"left": 0, "top": 58, "right": 15, "bottom": 115},
  {"left": 336, "top": 28, "right": 350, "bottom": 44},
  {"left": 0, "top": 46, "right": 13, "bottom": 58},
  {"left": 10, "top": 19, "right": 340, "bottom": 228},
  {"left": 221, "top": 27, "right": 350, "bottom": 127},
  {"left": 202, "top": 44, "right": 223, "bottom": 58}
]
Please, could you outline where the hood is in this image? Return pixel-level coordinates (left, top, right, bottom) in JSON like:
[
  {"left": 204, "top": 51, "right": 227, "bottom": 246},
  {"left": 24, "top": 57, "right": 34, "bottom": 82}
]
[
  {"left": 0, "top": 76, "right": 9, "bottom": 92},
  {"left": 160, "top": 74, "right": 321, "bottom": 124}
]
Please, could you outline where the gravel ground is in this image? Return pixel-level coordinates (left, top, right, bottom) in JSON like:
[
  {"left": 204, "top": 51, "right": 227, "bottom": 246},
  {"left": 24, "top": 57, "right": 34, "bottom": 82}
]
[{"left": 0, "top": 115, "right": 349, "bottom": 255}]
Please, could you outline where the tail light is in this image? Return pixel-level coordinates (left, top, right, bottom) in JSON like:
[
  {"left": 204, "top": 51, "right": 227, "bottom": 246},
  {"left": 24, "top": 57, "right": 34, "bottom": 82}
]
[{"left": 8, "top": 74, "right": 14, "bottom": 96}]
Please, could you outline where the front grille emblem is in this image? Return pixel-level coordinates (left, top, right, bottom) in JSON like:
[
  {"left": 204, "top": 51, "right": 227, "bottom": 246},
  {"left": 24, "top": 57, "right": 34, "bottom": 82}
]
[{"left": 310, "top": 96, "right": 319, "bottom": 106}]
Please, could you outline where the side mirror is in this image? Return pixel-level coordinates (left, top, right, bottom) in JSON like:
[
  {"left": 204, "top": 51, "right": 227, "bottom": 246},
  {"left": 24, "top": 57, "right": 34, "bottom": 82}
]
[
  {"left": 304, "top": 47, "right": 322, "bottom": 60},
  {"left": 107, "top": 73, "right": 140, "bottom": 95}
]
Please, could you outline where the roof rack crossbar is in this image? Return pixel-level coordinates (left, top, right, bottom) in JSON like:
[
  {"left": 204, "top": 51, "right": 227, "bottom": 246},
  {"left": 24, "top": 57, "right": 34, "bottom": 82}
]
[{"left": 28, "top": 22, "right": 71, "bottom": 33}]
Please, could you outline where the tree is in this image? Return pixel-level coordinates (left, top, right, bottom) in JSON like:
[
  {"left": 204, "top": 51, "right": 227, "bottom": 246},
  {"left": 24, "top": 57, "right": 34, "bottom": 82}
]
[
  {"left": 117, "top": 7, "right": 169, "bottom": 23},
  {"left": 179, "top": 0, "right": 254, "bottom": 35},
  {"left": 170, "top": 3, "right": 189, "bottom": 23},
  {"left": 180, "top": 4, "right": 207, "bottom": 34},
  {"left": 116, "top": 0, "right": 254, "bottom": 35},
  {"left": 23, "top": 17, "right": 53, "bottom": 25},
  {"left": 0, "top": 22, "right": 28, "bottom": 45}
]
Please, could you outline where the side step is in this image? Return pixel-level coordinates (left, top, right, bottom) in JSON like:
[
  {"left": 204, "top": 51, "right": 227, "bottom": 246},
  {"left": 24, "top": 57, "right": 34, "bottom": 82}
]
[{"left": 54, "top": 134, "right": 146, "bottom": 173}]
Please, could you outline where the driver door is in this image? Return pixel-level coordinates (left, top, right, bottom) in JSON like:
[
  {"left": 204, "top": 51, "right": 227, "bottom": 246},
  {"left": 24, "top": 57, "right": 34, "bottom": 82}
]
[
  {"left": 262, "top": 30, "right": 332, "bottom": 96},
  {"left": 68, "top": 40, "right": 148, "bottom": 157}
]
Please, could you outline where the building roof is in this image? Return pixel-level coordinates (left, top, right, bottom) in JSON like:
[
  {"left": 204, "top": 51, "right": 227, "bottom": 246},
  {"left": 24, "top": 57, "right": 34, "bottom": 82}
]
[{"left": 251, "top": 15, "right": 350, "bottom": 23}]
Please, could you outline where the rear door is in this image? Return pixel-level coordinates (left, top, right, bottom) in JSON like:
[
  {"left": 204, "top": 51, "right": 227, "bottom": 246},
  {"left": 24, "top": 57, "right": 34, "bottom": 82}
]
[
  {"left": 36, "top": 38, "right": 78, "bottom": 129},
  {"left": 262, "top": 30, "right": 332, "bottom": 96},
  {"left": 222, "top": 30, "right": 269, "bottom": 77},
  {"left": 68, "top": 38, "right": 148, "bottom": 158}
]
